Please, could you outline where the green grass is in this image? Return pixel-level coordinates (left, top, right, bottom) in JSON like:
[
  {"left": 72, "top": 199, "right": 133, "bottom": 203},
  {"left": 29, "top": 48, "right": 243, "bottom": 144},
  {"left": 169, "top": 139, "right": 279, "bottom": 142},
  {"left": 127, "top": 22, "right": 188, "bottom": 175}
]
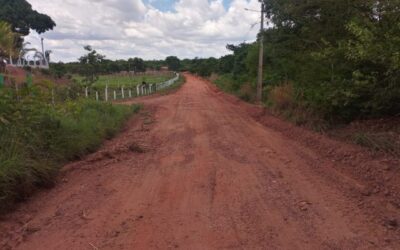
[
  {"left": 352, "top": 132, "right": 400, "bottom": 157},
  {"left": 0, "top": 89, "right": 140, "bottom": 213},
  {"left": 73, "top": 73, "right": 174, "bottom": 88},
  {"left": 158, "top": 75, "right": 186, "bottom": 95}
]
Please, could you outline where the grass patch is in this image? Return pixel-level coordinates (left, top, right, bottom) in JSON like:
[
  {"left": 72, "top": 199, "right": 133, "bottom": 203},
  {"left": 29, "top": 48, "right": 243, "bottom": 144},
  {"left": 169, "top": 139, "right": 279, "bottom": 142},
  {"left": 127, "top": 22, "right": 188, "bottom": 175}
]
[
  {"left": 352, "top": 132, "right": 400, "bottom": 157},
  {"left": 73, "top": 73, "right": 174, "bottom": 88},
  {"left": 158, "top": 74, "right": 186, "bottom": 95},
  {"left": 0, "top": 89, "right": 140, "bottom": 213},
  {"left": 211, "top": 74, "right": 256, "bottom": 102}
]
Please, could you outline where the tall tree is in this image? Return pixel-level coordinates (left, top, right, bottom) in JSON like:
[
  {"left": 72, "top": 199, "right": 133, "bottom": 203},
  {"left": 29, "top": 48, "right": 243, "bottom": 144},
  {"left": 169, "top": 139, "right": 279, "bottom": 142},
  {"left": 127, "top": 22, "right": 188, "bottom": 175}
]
[
  {"left": 165, "top": 56, "right": 181, "bottom": 71},
  {"left": 78, "top": 45, "right": 105, "bottom": 86},
  {"left": 128, "top": 57, "right": 146, "bottom": 72},
  {"left": 0, "top": 0, "right": 56, "bottom": 36}
]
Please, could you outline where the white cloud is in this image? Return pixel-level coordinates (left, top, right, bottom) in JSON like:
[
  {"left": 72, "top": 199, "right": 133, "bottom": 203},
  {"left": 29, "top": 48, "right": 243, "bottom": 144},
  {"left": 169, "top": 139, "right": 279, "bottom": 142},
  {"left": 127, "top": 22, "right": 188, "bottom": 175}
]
[{"left": 25, "top": 0, "right": 261, "bottom": 62}]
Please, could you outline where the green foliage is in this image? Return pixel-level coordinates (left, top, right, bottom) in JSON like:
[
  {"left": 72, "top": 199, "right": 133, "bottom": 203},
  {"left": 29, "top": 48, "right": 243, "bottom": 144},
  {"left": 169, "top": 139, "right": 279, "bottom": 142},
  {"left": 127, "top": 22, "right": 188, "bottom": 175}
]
[
  {"left": 73, "top": 73, "right": 173, "bottom": 89},
  {"left": 128, "top": 57, "right": 146, "bottom": 72},
  {"left": 185, "top": 57, "right": 218, "bottom": 77},
  {"left": 0, "top": 0, "right": 56, "bottom": 36},
  {"left": 0, "top": 87, "right": 138, "bottom": 212},
  {"left": 245, "top": 0, "right": 400, "bottom": 122},
  {"left": 78, "top": 45, "right": 106, "bottom": 86},
  {"left": 0, "top": 21, "right": 16, "bottom": 58},
  {"left": 49, "top": 62, "right": 66, "bottom": 79},
  {"left": 165, "top": 56, "right": 181, "bottom": 71},
  {"left": 157, "top": 74, "right": 186, "bottom": 95}
]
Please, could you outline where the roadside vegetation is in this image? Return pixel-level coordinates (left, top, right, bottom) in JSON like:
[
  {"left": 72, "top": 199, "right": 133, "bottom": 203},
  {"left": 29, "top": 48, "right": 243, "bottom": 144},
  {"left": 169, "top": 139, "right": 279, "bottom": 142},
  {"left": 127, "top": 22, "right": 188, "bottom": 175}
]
[
  {"left": 157, "top": 74, "right": 186, "bottom": 95},
  {"left": 163, "top": 1, "right": 400, "bottom": 156},
  {"left": 0, "top": 86, "right": 140, "bottom": 213},
  {"left": 0, "top": 1, "right": 181, "bottom": 213},
  {"left": 178, "top": 1, "right": 400, "bottom": 121}
]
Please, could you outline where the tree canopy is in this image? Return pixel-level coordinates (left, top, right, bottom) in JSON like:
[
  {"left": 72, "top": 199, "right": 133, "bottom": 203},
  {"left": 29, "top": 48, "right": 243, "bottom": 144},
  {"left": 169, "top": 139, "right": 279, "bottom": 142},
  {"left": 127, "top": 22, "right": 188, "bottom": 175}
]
[
  {"left": 258, "top": 0, "right": 400, "bottom": 120},
  {"left": 78, "top": 45, "right": 106, "bottom": 86},
  {"left": 0, "top": 0, "right": 56, "bottom": 36},
  {"left": 165, "top": 56, "right": 181, "bottom": 71}
]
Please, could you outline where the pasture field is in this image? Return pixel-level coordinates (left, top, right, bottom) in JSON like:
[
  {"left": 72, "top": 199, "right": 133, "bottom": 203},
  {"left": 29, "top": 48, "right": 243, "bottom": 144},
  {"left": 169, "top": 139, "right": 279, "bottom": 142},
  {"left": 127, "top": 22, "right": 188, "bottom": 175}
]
[{"left": 74, "top": 73, "right": 174, "bottom": 88}]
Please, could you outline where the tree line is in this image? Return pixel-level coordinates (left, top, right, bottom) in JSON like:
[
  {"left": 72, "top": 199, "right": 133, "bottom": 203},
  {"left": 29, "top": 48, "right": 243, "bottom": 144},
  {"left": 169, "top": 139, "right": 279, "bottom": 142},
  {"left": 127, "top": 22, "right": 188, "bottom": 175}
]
[
  {"left": 2, "top": 0, "right": 399, "bottom": 122},
  {"left": 177, "top": 0, "right": 400, "bottom": 123}
]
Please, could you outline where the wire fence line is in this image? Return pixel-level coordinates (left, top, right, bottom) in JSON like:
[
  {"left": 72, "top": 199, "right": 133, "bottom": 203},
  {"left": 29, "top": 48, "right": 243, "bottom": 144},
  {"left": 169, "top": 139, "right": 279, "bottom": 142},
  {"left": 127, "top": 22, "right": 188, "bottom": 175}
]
[
  {"left": 83, "top": 73, "right": 180, "bottom": 102},
  {"left": 0, "top": 73, "right": 180, "bottom": 105}
]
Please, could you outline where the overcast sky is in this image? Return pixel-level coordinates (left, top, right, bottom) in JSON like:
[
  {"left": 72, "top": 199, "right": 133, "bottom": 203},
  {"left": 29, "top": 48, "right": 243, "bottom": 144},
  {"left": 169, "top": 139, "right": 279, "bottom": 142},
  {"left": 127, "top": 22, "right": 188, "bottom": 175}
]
[{"left": 25, "top": 0, "right": 261, "bottom": 62}]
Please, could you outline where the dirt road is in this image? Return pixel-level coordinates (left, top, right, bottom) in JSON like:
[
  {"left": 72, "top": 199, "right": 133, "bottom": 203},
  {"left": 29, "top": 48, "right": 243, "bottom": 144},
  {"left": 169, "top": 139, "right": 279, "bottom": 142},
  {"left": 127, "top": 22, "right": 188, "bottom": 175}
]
[{"left": 1, "top": 74, "right": 399, "bottom": 249}]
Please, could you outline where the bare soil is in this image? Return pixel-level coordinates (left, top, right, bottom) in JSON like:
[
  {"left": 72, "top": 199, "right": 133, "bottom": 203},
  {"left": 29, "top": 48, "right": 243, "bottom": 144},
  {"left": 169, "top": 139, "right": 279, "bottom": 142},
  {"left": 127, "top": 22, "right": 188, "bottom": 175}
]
[{"left": 1, "top": 73, "right": 399, "bottom": 250}]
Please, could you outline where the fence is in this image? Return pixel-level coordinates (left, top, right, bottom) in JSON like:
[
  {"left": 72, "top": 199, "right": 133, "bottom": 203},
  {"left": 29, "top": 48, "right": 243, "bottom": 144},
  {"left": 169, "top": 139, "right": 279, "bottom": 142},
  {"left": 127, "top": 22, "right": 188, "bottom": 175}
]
[
  {"left": 0, "top": 72, "right": 180, "bottom": 105},
  {"left": 82, "top": 73, "right": 180, "bottom": 102}
]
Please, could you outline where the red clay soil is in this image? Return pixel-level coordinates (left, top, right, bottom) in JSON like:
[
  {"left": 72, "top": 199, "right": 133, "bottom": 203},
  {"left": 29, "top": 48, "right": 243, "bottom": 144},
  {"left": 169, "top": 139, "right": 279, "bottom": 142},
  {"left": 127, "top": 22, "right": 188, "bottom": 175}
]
[{"left": 1, "top": 73, "right": 400, "bottom": 250}]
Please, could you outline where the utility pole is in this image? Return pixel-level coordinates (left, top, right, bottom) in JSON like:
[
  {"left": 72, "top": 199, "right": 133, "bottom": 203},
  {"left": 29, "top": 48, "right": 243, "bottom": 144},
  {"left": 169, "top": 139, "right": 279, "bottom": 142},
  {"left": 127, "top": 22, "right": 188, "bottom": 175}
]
[
  {"left": 41, "top": 38, "right": 45, "bottom": 56},
  {"left": 41, "top": 37, "right": 48, "bottom": 66},
  {"left": 256, "top": 2, "right": 265, "bottom": 103}
]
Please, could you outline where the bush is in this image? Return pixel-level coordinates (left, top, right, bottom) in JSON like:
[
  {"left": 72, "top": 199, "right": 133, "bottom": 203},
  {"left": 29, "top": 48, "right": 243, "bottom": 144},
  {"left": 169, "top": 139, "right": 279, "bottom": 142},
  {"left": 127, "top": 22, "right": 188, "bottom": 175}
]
[
  {"left": 267, "top": 84, "right": 296, "bottom": 111},
  {"left": 0, "top": 87, "right": 139, "bottom": 212}
]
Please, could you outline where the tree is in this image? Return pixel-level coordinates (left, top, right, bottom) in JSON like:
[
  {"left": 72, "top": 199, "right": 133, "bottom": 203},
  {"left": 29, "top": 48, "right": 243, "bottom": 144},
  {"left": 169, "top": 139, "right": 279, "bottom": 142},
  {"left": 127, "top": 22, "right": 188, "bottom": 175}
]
[
  {"left": 0, "top": 0, "right": 55, "bottom": 52},
  {"left": 49, "top": 62, "right": 66, "bottom": 79},
  {"left": 0, "top": 0, "right": 56, "bottom": 36},
  {"left": 226, "top": 43, "right": 252, "bottom": 78},
  {"left": 0, "top": 21, "right": 16, "bottom": 58},
  {"left": 165, "top": 56, "right": 181, "bottom": 71},
  {"left": 78, "top": 46, "right": 105, "bottom": 86},
  {"left": 258, "top": 0, "right": 400, "bottom": 119},
  {"left": 128, "top": 57, "right": 146, "bottom": 72},
  {"left": 218, "top": 55, "right": 234, "bottom": 74}
]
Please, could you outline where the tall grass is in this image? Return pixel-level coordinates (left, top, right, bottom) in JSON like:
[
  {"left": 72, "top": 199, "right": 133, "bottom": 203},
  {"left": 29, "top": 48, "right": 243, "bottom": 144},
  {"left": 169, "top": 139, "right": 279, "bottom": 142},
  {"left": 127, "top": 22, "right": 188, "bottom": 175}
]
[
  {"left": 0, "top": 87, "right": 139, "bottom": 212},
  {"left": 212, "top": 74, "right": 256, "bottom": 102}
]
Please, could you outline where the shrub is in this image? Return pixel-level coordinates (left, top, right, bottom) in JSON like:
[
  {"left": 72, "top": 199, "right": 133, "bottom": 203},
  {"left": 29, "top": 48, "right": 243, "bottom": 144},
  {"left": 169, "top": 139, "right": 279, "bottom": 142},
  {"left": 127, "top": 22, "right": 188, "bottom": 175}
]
[
  {"left": 0, "top": 87, "right": 139, "bottom": 212},
  {"left": 267, "top": 84, "right": 296, "bottom": 111}
]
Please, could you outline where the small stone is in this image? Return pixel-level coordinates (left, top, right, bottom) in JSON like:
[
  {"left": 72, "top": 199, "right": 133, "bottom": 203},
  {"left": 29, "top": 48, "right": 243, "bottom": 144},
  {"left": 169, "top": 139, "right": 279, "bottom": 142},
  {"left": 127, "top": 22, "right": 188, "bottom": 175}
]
[
  {"left": 384, "top": 218, "right": 398, "bottom": 229},
  {"left": 361, "top": 189, "right": 372, "bottom": 197},
  {"left": 298, "top": 201, "right": 311, "bottom": 211},
  {"left": 102, "top": 152, "right": 115, "bottom": 159},
  {"left": 25, "top": 223, "right": 41, "bottom": 234}
]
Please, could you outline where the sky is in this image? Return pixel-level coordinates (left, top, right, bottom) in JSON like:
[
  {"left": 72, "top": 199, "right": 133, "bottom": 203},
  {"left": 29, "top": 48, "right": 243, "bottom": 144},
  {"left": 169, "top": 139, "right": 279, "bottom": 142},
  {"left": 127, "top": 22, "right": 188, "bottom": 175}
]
[{"left": 25, "top": 0, "right": 261, "bottom": 62}]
